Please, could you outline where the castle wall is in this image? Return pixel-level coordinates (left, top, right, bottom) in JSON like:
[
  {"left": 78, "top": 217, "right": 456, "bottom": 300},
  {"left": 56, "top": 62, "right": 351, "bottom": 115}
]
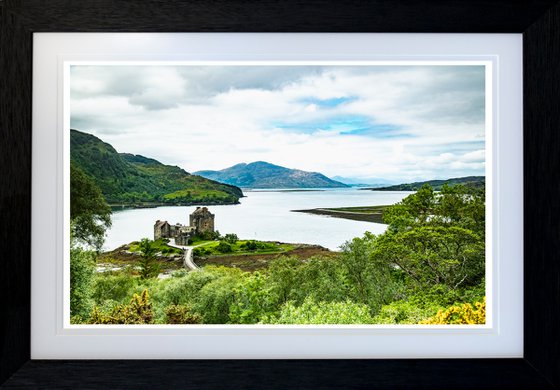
[{"left": 190, "top": 207, "right": 215, "bottom": 234}]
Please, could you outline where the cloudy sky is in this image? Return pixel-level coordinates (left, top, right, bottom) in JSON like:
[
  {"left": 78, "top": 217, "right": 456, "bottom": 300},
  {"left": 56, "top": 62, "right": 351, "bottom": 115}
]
[{"left": 70, "top": 65, "right": 485, "bottom": 183}]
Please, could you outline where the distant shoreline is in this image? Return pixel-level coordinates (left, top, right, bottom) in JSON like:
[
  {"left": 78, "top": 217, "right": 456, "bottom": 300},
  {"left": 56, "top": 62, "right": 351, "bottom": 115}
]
[
  {"left": 244, "top": 188, "right": 326, "bottom": 192},
  {"left": 109, "top": 200, "right": 240, "bottom": 210},
  {"left": 292, "top": 205, "right": 389, "bottom": 224}
]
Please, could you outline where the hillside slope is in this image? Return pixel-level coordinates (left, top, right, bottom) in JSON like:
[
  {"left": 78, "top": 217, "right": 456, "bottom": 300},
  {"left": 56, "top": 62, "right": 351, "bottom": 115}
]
[
  {"left": 367, "top": 176, "right": 485, "bottom": 191},
  {"left": 195, "top": 161, "right": 349, "bottom": 189},
  {"left": 70, "top": 129, "right": 243, "bottom": 205}
]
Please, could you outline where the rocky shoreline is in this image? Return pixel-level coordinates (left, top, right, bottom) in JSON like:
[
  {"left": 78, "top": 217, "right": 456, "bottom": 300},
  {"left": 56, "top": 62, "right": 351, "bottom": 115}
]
[{"left": 292, "top": 208, "right": 386, "bottom": 224}]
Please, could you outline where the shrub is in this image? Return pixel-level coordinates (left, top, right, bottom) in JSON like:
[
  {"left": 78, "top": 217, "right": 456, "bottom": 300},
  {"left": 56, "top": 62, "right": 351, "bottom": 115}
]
[
  {"left": 92, "top": 273, "right": 138, "bottom": 305},
  {"left": 242, "top": 240, "right": 258, "bottom": 251},
  {"left": 192, "top": 267, "right": 244, "bottom": 323},
  {"left": 164, "top": 304, "right": 202, "bottom": 324},
  {"left": 373, "top": 300, "right": 440, "bottom": 324},
  {"left": 89, "top": 289, "right": 154, "bottom": 324},
  {"left": 266, "top": 297, "right": 374, "bottom": 325},
  {"left": 419, "top": 298, "right": 486, "bottom": 324},
  {"left": 229, "top": 272, "right": 277, "bottom": 324},
  {"left": 223, "top": 233, "right": 238, "bottom": 244},
  {"left": 216, "top": 241, "right": 233, "bottom": 253}
]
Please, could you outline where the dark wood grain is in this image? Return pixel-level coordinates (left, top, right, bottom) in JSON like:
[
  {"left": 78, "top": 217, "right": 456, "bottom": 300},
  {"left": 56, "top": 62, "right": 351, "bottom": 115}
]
[
  {"left": 0, "top": 0, "right": 32, "bottom": 385},
  {"left": 1, "top": 0, "right": 560, "bottom": 388},
  {"left": 2, "top": 0, "right": 558, "bottom": 33},
  {"left": 2, "top": 360, "right": 554, "bottom": 390},
  {"left": 524, "top": 3, "right": 560, "bottom": 388}
]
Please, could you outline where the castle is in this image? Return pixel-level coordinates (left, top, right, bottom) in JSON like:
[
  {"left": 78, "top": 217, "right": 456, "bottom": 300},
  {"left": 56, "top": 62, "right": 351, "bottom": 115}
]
[{"left": 154, "top": 207, "right": 215, "bottom": 246}]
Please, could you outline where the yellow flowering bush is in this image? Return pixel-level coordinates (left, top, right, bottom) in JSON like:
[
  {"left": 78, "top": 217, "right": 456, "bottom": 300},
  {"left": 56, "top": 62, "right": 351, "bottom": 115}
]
[
  {"left": 89, "top": 289, "right": 153, "bottom": 324},
  {"left": 420, "top": 298, "right": 485, "bottom": 324}
]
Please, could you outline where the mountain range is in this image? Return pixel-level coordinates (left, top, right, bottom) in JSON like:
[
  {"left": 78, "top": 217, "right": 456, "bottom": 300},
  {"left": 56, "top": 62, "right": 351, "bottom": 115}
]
[
  {"left": 70, "top": 129, "right": 243, "bottom": 205},
  {"left": 195, "top": 161, "right": 349, "bottom": 189}
]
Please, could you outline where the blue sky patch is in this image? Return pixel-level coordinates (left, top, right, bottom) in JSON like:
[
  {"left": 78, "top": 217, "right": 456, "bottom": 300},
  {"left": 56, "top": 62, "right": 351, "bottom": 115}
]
[
  {"left": 299, "top": 96, "right": 357, "bottom": 108},
  {"left": 273, "top": 115, "right": 407, "bottom": 138}
]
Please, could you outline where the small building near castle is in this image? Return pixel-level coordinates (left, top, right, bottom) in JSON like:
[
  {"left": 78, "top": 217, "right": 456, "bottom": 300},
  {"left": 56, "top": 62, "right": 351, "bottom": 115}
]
[{"left": 154, "top": 207, "right": 215, "bottom": 245}]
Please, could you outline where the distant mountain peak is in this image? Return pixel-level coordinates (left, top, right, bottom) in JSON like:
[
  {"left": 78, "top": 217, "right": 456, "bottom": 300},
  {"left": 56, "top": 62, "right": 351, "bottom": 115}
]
[{"left": 195, "top": 161, "right": 349, "bottom": 189}]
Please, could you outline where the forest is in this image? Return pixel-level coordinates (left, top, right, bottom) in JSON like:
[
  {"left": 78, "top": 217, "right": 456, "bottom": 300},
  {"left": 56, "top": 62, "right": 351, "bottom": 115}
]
[{"left": 70, "top": 162, "right": 486, "bottom": 325}]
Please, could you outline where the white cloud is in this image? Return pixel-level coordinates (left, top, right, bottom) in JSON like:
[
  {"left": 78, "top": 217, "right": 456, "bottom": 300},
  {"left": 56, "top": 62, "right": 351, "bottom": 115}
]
[{"left": 70, "top": 65, "right": 486, "bottom": 182}]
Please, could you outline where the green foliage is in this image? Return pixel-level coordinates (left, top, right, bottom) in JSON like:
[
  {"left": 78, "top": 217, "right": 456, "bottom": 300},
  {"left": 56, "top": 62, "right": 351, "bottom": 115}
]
[
  {"left": 192, "top": 267, "right": 244, "bottom": 323},
  {"left": 193, "top": 247, "right": 211, "bottom": 257},
  {"left": 267, "top": 256, "right": 304, "bottom": 304},
  {"left": 129, "top": 238, "right": 182, "bottom": 255},
  {"left": 376, "top": 184, "right": 485, "bottom": 291},
  {"left": 193, "top": 230, "right": 221, "bottom": 241},
  {"left": 89, "top": 290, "right": 154, "bottom": 324},
  {"left": 70, "top": 243, "right": 96, "bottom": 320},
  {"left": 84, "top": 183, "right": 485, "bottom": 325},
  {"left": 373, "top": 300, "right": 440, "bottom": 324},
  {"left": 70, "top": 162, "right": 112, "bottom": 249},
  {"left": 339, "top": 234, "right": 401, "bottom": 312},
  {"left": 266, "top": 256, "right": 351, "bottom": 307},
  {"left": 292, "top": 256, "right": 349, "bottom": 304},
  {"left": 229, "top": 272, "right": 276, "bottom": 324},
  {"left": 138, "top": 238, "right": 161, "bottom": 279},
  {"left": 164, "top": 304, "right": 202, "bottom": 324},
  {"left": 71, "top": 129, "right": 242, "bottom": 205},
  {"left": 223, "top": 233, "right": 238, "bottom": 244},
  {"left": 91, "top": 272, "right": 138, "bottom": 305},
  {"left": 266, "top": 297, "right": 373, "bottom": 325},
  {"left": 239, "top": 240, "right": 279, "bottom": 252},
  {"left": 373, "top": 226, "right": 484, "bottom": 290},
  {"left": 384, "top": 183, "right": 485, "bottom": 235},
  {"left": 192, "top": 239, "right": 287, "bottom": 257},
  {"left": 216, "top": 241, "right": 233, "bottom": 253},
  {"left": 242, "top": 240, "right": 258, "bottom": 251}
]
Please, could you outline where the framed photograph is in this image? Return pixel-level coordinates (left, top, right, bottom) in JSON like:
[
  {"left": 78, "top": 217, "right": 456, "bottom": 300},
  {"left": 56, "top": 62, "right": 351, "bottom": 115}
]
[
  {"left": 2, "top": 1, "right": 559, "bottom": 388},
  {"left": 33, "top": 33, "right": 518, "bottom": 358}
]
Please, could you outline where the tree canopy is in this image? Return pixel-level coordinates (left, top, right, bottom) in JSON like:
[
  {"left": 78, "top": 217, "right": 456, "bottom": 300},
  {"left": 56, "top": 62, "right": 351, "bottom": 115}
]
[{"left": 70, "top": 162, "right": 112, "bottom": 249}]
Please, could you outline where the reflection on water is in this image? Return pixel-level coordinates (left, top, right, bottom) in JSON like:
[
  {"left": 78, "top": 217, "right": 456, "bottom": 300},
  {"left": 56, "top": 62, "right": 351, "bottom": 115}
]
[{"left": 103, "top": 188, "right": 411, "bottom": 251}]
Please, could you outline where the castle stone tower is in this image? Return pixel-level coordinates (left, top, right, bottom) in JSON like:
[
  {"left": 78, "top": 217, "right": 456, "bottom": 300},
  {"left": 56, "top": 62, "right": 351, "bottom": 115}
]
[{"left": 189, "top": 207, "right": 215, "bottom": 234}]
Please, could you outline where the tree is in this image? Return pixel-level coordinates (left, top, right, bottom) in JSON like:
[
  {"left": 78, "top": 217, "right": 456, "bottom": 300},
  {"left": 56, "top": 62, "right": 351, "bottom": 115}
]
[
  {"left": 138, "top": 238, "right": 161, "bottom": 279},
  {"left": 70, "top": 162, "right": 112, "bottom": 249},
  {"left": 340, "top": 233, "right": 400, "bottom": 311},
  {"left": 373, "top": 184, "right": 485, "bottom": 291},
  {"left": 372, "top": 226, "right": 484, "bottom": 290},
  {"left": 229, "top": 272, "right": 276, "bottom": 324},
  {"left": 70, "top": 238, "right": 96, "bottom": 322}
]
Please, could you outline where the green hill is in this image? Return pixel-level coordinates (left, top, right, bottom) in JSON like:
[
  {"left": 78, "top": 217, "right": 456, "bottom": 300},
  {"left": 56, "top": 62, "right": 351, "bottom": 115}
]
[
  {"left": 70, "top": 129, "right": 243, "bottom": 205},
  {"left": 195, "top": 161, "right": 349, "bottom": 189},
  {"left": 366, "top": 176, "right": 485, "bottom": 191}
]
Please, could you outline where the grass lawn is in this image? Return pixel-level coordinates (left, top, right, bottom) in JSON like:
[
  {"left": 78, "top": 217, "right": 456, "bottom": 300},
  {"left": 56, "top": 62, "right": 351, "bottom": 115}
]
[
  {"left": 193, "top": 240, "right": 294, "bottom": 257},
  {"left": 128, "top": 238, "right": 183, "bottom": 255}
]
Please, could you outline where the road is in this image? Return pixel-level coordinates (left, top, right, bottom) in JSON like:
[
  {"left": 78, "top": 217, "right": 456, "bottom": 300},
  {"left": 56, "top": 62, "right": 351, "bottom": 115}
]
[{"left": 167, "top": 240, "right": 200, "bottom": 271}]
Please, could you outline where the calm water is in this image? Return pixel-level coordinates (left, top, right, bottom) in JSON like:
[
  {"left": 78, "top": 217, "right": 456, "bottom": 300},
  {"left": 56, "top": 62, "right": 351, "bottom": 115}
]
[{"left": 103, "top": 188, "right": 411, "bottom": 251}]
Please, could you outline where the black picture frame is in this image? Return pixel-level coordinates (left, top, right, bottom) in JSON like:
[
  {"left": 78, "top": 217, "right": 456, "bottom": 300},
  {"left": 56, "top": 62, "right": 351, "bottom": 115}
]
[{"left": 1, "top": 1, "right": 559, "bottom": 388}]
